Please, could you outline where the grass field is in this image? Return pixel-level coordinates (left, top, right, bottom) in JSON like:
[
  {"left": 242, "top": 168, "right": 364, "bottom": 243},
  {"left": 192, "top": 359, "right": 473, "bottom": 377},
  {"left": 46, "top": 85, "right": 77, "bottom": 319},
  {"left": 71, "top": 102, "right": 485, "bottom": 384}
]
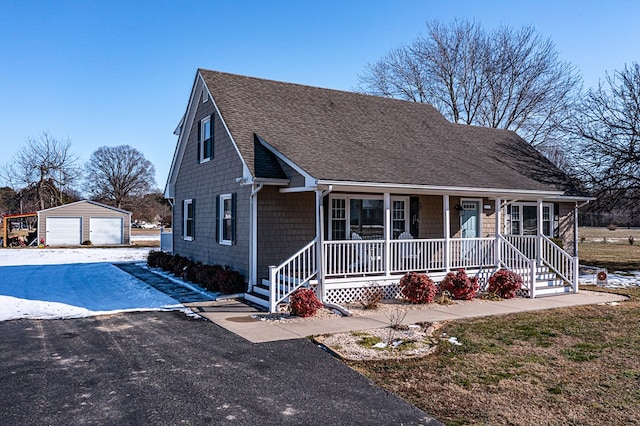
[{"left": 349, "top": 232, "right": 640, "bottom": 425}]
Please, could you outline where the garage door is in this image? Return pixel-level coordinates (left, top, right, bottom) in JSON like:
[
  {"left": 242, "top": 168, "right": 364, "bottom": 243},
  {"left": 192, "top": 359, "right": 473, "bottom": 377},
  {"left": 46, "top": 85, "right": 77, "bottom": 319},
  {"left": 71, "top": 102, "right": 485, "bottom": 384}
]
[
  {"left": 46, "top": 217, "right": 82, "bottom": 245},
  {"left": 90, "top": 217, "right": 123, "bottom": 245}
]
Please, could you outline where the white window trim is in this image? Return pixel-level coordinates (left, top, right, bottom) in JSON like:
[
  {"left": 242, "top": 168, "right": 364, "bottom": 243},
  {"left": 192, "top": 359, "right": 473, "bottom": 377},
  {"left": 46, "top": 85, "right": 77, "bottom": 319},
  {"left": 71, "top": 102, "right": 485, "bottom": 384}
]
[
  {"left": 219, "top": 193, "right": 233, "bottom": 246},
  {"left": 183, "top": 199, "right": 193, "bottom": 241},
  {"left": 506, "top": 202, "right": 555, "bottom": 236},
  {"left": 200, "top": 116, "right": 212, "bottom": 163},
  {"left": 328, "top": 194, "right": 409, "bottom": 240}
]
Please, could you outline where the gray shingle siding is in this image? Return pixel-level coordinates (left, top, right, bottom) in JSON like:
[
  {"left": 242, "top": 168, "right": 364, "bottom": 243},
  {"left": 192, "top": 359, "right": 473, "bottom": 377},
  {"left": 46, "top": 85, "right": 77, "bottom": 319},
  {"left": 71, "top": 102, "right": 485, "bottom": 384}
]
[
  {"left": 257, "top": 186, "right": 315, "bottom": 280},
  {"left": 173, "top": 97, "right": 250, "bottom": 278}
]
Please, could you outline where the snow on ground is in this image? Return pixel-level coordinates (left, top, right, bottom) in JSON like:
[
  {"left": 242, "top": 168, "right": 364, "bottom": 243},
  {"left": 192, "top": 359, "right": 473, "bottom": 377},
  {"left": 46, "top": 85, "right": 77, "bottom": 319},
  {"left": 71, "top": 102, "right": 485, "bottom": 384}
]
[
  {"left": 0, "top": 247, "right": 185, "bottom": 321},
  {"left": 580, "top": 267, "right": 640, "bottom": 288}
]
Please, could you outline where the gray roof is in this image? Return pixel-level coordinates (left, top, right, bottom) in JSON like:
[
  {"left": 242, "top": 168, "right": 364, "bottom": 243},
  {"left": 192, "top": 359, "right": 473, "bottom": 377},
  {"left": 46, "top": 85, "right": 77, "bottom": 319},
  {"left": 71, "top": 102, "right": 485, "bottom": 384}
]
[{"left": 200, "top": 69, "right": 579, "bottom": 195}]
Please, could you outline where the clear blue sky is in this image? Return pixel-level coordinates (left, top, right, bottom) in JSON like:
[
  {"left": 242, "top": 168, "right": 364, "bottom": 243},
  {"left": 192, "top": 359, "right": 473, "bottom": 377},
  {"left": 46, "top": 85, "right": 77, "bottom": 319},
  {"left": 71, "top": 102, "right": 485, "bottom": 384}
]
[{"left": 1, "top": 0, "right": 638, "bottom": 191}]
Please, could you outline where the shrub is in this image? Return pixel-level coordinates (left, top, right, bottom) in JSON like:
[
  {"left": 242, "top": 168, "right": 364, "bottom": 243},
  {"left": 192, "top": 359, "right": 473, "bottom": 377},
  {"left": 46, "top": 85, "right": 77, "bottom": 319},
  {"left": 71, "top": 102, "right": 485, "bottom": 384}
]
[
  {"left": 607, "top": 223, "right": 618, "bottom": 231},
  {"left": 359, "top": 282, "right": 384, "bottom": 310},
  {"left": 214, "top": 265, "right": 246, "bottom": 294},
  {"left": 487, "top": 269, "right": 523, "bottom": 299},
  {"left": 81, "top": 240, "right": 92, "bottom": 246},
  {"left": 145, "top": 252, "right": 245, "bottom": 294},
  {"left": 440, "top": 269, "right": 479, "bottom": 300},
  {"left": 289, "top": 288, "right": 323, "bottom": 317},
  {"left": 398, "top": 272, "right": 437, "bottom": 304}
]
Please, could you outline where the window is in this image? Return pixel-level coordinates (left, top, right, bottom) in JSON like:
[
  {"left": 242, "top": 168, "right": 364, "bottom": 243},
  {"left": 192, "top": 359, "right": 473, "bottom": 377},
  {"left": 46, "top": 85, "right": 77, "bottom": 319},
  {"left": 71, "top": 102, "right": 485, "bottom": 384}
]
[
  {"left": 183, "top": 199, "right": 194, "bottom": 240},
  {"left": 508, "top": 203, "right": 554, "bottom": 236},
  {"left": 329, "top": 195, "right": 408, "bottom": 240},
  {"left": 392, "top": 200, "right": 406, "bottom": 239},
  {"left": 199, "top": 115, "right": 214, "bottom": 162},
  {"left": 331, "top": 198, "right": 346, "bottom": 240},
  {"left": 217, "top": 193, "right": 236, "bottom": 245}
]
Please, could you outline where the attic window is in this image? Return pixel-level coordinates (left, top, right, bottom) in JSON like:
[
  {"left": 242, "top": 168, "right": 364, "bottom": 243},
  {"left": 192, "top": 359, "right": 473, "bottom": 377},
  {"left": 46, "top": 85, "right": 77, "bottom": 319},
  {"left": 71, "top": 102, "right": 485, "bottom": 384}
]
[
  {"left": 202, "top": 91, "right": 208, "bottom": 103},
  {"left": 199, "top": 115, "right": 214, "bottom": 162}
]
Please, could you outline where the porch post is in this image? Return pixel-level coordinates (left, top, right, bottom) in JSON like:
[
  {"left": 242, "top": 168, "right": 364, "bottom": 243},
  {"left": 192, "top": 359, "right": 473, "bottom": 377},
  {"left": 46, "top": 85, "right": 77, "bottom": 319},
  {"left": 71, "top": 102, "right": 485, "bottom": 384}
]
[
  {"left": 316, "top": 189, "right": 325, "bottom": 301},
  {"left": 444, "top": 195, "right": 451, "bottom": 271},
  {"left": 495, "top": 198, "right": 502, "bottom": 266},
  {"left": 537, "top": 198, "right": 544, "bottom": 266},
  {"left": 384, "top": 192, "right": 391, "bottom": 275}
]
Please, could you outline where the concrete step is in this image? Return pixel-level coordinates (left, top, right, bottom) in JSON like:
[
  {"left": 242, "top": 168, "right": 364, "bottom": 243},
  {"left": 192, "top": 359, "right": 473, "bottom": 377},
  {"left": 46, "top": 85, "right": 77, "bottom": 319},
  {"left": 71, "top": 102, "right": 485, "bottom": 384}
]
[
  {"left": 243, "top": 291, "right": 269, "bottom": 309},
  {"left": 535, "top": 284, "right": 573, "bottom": 296}
]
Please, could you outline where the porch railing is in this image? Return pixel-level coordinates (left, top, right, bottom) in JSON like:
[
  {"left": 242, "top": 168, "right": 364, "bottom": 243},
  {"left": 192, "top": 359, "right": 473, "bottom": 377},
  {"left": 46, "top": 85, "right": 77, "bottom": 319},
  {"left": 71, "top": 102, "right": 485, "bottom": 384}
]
[
  {"left": 269, "top": 238, "right": 317, "bottom": 312},
  {"left": 389, "top": 238, "right": 445, "bottom": 273},
  {"left": 324, "top": 239, "right": 386, "bottom": 276},
  {"left": 540, "top": 234, "right": 578, "bottom": 290},
  {"left": 323, "top": 237, "right": 496, "bottom": 277},
  {"left": 497, "top": 235, "right": 535, "bottom": 296},
  {"left": 505, "top": 235, "right": 537, "bottom": 260}
]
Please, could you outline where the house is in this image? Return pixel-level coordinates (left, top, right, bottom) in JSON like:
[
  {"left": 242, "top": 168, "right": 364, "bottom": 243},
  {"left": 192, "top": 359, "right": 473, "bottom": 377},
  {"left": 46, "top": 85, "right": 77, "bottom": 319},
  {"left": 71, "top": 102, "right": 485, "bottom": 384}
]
[
  {"left": 164, "top": 69, "right": 590, "bottom": 312},
  {"left": 38, "top": 200, "right": 132, "bottom": 246}
]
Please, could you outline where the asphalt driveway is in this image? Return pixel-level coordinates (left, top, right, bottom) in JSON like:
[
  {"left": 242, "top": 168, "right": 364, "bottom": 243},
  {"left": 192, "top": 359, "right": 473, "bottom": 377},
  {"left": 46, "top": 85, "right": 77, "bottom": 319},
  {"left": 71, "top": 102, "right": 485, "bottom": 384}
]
[{"left": 0, "top": 311, "right": 440, "bottom": 425}]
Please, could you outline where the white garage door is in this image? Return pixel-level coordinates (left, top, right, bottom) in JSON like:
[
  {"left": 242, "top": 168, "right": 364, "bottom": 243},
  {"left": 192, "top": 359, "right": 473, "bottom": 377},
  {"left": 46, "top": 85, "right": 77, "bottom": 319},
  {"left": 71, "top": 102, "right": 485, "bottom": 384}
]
[
  {"left": 90, "top": 217, "right": 123, "bottom": 245},
  {"left": 46, "top": 217, "right": 82, "bottom": 245}
]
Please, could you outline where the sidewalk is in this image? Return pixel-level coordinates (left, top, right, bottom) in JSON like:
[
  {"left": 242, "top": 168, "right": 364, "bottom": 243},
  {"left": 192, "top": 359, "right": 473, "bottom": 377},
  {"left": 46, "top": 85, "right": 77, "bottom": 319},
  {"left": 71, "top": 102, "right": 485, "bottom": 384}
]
[{"left": 186, "top": 290, "right": 627, "bottom": 343}]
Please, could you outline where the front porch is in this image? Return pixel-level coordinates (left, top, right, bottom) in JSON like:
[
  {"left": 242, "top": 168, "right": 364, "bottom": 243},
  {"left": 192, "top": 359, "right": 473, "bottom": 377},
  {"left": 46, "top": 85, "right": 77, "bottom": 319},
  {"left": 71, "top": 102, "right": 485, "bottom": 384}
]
[{"left": 246, "top": 191, "right": 581, "bottom": 312}]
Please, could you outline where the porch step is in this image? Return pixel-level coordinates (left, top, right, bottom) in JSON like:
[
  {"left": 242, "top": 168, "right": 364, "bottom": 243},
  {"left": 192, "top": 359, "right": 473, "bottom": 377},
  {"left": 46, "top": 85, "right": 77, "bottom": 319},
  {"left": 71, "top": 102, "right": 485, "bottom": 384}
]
[
  {"left": 243, "top": 291, "right": 269, "bottom": 310},
  {"left": 535, "top": 284, "right": 573, "bottom": 296}
]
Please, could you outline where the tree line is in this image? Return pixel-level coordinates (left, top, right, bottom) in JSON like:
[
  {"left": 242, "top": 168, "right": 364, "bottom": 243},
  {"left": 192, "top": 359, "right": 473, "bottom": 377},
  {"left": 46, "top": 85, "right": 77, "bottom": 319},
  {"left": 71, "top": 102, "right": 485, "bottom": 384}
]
[
  {"left": 359, "top": 19, "right": 640, "bottom": 225},
  {"left": 0, "top": 136, "right": 170, "bottom": 225}
]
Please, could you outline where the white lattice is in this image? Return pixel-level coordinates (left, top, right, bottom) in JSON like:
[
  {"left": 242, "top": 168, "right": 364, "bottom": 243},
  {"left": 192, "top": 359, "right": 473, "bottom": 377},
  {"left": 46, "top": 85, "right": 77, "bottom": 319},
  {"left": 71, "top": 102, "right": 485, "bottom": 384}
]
[{"left": 324, "top": 283, "right": 401, "bottom": 304}]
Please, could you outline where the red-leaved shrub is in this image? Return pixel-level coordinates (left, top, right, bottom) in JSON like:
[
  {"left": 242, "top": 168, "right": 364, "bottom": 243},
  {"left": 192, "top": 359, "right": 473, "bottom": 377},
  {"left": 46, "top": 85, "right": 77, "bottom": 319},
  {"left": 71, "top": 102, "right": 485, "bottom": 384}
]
[
  {"left": 488, "top": 269, "right": 523, "bottom": 299},
  {"left": 289, "top": 288, "right": 323, "bottom": 317},
  {"left": 440, "top": 269, "right": 479, "bottom": 300},
  {"left": 398, "top": 272, "right": 437, "bottom": 304}
]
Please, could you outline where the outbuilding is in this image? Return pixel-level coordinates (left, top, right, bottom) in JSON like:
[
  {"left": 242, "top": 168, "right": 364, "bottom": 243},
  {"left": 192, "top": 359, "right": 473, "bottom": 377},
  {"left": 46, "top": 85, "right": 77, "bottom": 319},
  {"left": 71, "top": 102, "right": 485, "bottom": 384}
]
[{"left": 37, "top": 200, "right": 131, "bottom": 246}]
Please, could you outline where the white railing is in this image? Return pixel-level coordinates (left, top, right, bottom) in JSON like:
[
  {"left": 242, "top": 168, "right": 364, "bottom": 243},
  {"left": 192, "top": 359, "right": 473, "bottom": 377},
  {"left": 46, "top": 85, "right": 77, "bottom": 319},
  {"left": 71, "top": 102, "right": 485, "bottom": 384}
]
[
  {"left": 269, "top": 239, "right": 317, "bottom": 312},
  {"left": 389, "top": 238, "right": 446, "bottom": 273},
  {"left": 540, "top": 235, "right": 578, "bottom": 287},
  {"left": 449, "top": 237, "right": 496, "bottom": 269},
  {"left": 505, "top": 235, "right": 537, "bottom": 260},
  {"left": 323, "top": 239, "right": 385, "bottom": 276},
  {"left": 498, "top": 235, "right": 535, "bottom": 296}
]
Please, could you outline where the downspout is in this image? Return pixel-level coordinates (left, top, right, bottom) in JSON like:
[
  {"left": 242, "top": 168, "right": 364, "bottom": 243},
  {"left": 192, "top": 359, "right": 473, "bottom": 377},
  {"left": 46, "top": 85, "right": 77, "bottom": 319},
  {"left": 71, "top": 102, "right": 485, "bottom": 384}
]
[
  {"left": 316, "top": 185, "right": 332, "bottom": 302},
  {"left": 249, "top": 182, "right": 264, "bottom": 292}
]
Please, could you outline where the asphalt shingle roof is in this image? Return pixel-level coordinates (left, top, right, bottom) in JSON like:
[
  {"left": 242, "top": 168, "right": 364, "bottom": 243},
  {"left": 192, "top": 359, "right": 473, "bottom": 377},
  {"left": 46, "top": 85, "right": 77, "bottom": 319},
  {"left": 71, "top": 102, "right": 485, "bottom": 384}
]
[{"left": 199, "top": 69, "right": 577, "bottom": 194}]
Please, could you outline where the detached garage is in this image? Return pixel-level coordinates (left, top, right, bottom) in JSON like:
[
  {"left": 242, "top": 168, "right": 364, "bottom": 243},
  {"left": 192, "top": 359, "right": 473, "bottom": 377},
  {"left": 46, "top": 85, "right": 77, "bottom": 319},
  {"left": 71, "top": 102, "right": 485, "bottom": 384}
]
[{"left": 38, "top": 200, "right": 131, "bottom": 246}]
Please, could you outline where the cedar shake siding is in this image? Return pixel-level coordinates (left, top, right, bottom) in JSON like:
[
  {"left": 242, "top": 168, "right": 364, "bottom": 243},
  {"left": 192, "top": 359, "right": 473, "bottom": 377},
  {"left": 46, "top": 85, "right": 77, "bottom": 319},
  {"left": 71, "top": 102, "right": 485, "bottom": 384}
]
[
  {"left": 257, "top": 187, "right": 315, "bottom": 280},
  {"left": 173, "top": 95, "right": 251, "bottom": 277},
  {"left": 558, "top": 202, "right": 576, "bottom": 255}
]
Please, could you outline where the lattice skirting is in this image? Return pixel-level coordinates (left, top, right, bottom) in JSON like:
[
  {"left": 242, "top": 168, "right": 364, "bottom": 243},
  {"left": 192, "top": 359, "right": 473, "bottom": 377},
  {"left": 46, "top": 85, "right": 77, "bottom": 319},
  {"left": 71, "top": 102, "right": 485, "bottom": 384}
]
[{"left": 324, "top": 283, "right": 401, "bottom": 305}]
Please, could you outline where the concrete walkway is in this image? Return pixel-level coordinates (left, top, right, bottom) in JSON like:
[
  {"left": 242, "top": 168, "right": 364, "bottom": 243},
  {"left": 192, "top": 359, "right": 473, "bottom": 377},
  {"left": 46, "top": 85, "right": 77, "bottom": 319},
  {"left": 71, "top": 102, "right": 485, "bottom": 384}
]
[{"left": 186, "top": 291, "right": 627, "bottom": 343}]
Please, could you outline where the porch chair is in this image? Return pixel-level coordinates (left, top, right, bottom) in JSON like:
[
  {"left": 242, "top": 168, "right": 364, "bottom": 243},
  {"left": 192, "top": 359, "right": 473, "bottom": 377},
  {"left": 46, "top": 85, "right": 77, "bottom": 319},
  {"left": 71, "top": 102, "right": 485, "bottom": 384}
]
[
  {"left": 349, "top": 232, "right": 375, "bottom": 273},
  {"left": 398, "top": 231, "right": 420, "bottom": 270}
]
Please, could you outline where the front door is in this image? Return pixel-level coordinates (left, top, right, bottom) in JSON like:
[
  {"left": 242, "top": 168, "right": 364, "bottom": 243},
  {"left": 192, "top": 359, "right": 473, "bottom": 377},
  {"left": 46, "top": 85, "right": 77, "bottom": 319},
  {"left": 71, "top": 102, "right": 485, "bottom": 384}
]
[{"left": 461, "top": 201, "right": 479, "bottom": 238}]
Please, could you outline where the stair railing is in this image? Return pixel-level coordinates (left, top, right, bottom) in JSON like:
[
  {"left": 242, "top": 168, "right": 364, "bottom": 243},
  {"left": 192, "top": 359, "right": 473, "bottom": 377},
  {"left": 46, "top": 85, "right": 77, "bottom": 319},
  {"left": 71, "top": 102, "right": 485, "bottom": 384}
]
[
  {"left": 269, "top": 238, "right": 318, "bottom": 313},
  {"left": 540, "top": 235, "right": 577, "bottom": 289},
  {"left": 497, "top": 235, "right": 536, "bottom": 298}
]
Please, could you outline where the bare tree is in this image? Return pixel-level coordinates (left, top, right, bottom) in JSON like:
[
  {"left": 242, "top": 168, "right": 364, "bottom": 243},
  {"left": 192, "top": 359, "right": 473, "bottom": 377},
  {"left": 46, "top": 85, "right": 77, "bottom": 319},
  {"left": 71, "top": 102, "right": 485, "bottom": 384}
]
[
  {"left": 359, "top": 20, "right": 582, "bottom": 155},
  {"left": 574, "top": 63, "right": 640, "bottom": 212},
  {"left": 0, "top": 132, "right": 80, "bottom": 211},
  {"left": 84, "top": 145, "right": 156, "bottom": 209}
]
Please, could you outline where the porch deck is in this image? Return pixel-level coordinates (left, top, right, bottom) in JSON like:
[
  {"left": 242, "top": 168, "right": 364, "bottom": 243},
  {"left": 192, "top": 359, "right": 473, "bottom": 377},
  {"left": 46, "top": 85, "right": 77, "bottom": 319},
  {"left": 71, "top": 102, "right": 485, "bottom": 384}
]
[{"left": 247, "top": 234, "right": 579, "bottom": 312}]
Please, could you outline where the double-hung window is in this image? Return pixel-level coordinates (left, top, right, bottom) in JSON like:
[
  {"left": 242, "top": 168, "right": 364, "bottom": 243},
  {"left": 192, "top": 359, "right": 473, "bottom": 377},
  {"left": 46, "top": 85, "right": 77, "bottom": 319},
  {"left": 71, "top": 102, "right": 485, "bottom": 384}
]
[
  {"left": 183, "top": 199, "right": 194, "bottom": 240},
  {"left": 199, "top": 115, "right": 214, "bottom": 162},
  {"left": 217, "top": 193, "right": 236, "bottom": 245},
  {"left": 507, "top": 203, "right": 555, "bottom": 237}
]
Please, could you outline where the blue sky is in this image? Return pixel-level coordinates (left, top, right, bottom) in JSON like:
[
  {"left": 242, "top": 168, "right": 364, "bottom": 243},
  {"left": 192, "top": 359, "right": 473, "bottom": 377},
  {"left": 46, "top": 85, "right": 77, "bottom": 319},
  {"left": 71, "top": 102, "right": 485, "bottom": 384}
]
[{"left": 1, "top": 0, "right": 638, "bottom": 191}]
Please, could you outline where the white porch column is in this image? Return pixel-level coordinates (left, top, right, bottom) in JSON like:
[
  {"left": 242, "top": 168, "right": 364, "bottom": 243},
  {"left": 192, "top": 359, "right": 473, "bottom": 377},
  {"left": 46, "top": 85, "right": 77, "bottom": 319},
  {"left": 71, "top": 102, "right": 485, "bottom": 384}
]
[
  {"left": 249, "top": 183, "right": 263, "bottom": 291},
  {"left": 384, "top": 192, "right": 391, "bottom": 275},
  {"left": 495, "top": 198, "right": 502, "bottom": 265},
  {"left": 537, "top": 198, "right": 544, "bottom": 266},
  {"left": 444, "top": 195, "right": 451, "bottom": 271},
  {"left": 316, "top": 189, "right": 325, "bottom": 301}
]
